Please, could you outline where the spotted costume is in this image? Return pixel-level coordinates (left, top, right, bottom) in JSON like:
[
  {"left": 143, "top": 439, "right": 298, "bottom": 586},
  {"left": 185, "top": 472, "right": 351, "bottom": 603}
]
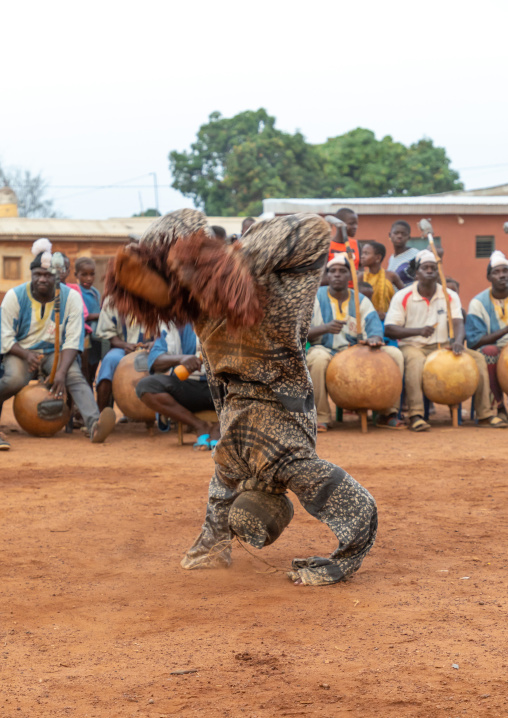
[{"left": 105, "top": 210, "right": 377, "bottom": 586}]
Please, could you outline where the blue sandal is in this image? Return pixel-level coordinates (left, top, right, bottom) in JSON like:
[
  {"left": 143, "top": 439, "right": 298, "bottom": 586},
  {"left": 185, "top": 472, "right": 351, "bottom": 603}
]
[
  {"left": 156, "top": 413, "right": 171, "bottom": 433},
  {"left": 193, "top": 433, "right": 211, "bottom": 450}
]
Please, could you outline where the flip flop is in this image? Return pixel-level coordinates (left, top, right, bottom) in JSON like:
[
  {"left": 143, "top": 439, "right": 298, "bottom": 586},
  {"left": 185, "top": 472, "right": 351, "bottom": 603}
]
[
  {"left": 193, "top": 433, "right": 211, "bottom": 450},
  {"left": 477, "top": 416, "right": 508, "bottom": 428},
  {"left": 377, "top": 416, "right": 406, "bottom": 430},
  {"left": 156, "top": 413, "right": 171, "bottom": 433},
  {"left": 409, "top": 417, "right": 430, "bottom": 432},
  {"left": 317, "top": 423, "right": 328, "bottom": 433},
  {"left": 90, "top": 407, "right": 116, "bottom": 443}
]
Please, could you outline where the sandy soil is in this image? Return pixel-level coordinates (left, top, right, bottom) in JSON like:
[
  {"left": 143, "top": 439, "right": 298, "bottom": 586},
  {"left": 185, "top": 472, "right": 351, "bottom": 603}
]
[{"left": 1, "top": 398, "right": 507, "bottom": 718}]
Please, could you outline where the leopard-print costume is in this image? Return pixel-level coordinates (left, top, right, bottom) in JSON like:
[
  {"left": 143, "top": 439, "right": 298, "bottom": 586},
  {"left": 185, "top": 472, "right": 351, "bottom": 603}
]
[{"left": 108, "top": 210, "right": 377, "bottom": 586}]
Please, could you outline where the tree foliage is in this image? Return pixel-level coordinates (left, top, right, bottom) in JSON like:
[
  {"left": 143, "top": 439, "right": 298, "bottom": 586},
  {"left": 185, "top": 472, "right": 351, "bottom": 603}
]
[
  {"left": 169, "top": 113, "right": 463, "bottom": 215},
  {"left": 0, "top": 165, "right": 59, "bottom": 218},
  {"left": 169, "top": 109, "right": 322, "bottom": 216},
  {"left": 317, "top": 129, "right": 463, "bottom": 198}
]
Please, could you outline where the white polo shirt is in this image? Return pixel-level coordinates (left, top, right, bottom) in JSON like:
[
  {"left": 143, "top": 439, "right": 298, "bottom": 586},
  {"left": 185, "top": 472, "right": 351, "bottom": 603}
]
[{"left": 385, "top": 282, "right": 463, "bottom": 347}]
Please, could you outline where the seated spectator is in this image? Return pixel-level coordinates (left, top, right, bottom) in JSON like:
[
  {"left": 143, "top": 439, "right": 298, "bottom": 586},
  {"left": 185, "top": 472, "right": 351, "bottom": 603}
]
[
  {"left": 387, "top": 221, "right": 419, "bottom": 286},
  {"left": 0, "top": 240, "right": 115, "bottom": 449},
  {"left": 359, "top": 241, "right": 403, "bottom": 319},
  {"left": 385, "top": 250, "right": 507, "bottom": 432},
  {"left": 307, "top": 254, "right": 404, "bottom": 431},
  {"left": 136, "top": 323, "right": 219, "bottom": 450},
  {"left": 95, "top": 299, "right": 151, "bottom": 411},
  {"left": 465, "top": 250, "right": 508, "bottom": 419}
]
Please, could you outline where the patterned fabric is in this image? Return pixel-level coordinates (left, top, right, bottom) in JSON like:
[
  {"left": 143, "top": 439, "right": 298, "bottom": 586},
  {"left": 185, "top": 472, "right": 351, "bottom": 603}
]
[
  {"left": 108, "top": 210, "right": 378, "bottom": 586},
  {"left": 228, "top": 491, "right": 294, "bottom": 549},
  {"left": 363, "top": 268, "right": 395, "bottom": 314}
]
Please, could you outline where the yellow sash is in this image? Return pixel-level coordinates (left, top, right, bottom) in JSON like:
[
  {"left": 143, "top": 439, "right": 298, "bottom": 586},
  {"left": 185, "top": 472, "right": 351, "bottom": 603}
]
[{"left": 363, "top": 268, "right": 394, "bottom": 313}]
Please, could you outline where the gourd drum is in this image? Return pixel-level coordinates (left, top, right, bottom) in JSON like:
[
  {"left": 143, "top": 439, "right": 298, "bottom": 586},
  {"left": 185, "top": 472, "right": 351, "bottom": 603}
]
[
  {"left": 112, "top": 350, "right": 155, "bottom": 422},
  {"left": 422, "top": 349, "right": 479, "bottom": 405},
  {"left": 497, "top": 345, "right": 508, "bottom": 395},
  {"left": 13, "top": 382, "right": 71, "bottom": 437},
  {"left": 325, "top": 344, "right": 402, "bottom": 411}
]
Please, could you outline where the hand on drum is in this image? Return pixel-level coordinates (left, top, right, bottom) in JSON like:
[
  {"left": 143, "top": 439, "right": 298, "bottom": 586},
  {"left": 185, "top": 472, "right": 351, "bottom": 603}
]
[
  {"left": 365, "top": 336, "right": 384, "bottom": 348},
  {"left": 47, "top": 369, "right": 67, "bottom": 401},
  {"left": 448, "top": 341, "right": 464, "bottom": 356}
]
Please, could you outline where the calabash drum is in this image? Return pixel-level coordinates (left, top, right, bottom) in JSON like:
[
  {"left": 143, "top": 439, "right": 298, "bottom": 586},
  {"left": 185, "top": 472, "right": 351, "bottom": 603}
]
[
  {"left": 422, "top": 349, "right": 479, "bottom": 405},
  {"left": 325, "top": 344, "right": 402, "bottom": 411},
  {"left": 13, "top": 382, "right": 71, "bottom": 437},
  {"left": 496, "top": 345, "right": 508, "bottom": 395},
  {"left": 112, "top": 350, "right": 155, "bottom": 422}
]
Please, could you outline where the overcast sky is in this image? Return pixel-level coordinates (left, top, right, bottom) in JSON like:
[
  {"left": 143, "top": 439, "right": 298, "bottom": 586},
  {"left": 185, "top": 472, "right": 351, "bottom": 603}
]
[{"left": 2, "top": 0, "right": 507, "bottom": 219}]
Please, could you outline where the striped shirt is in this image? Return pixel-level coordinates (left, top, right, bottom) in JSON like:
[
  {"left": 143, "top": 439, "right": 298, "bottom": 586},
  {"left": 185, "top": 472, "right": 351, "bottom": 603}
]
[{"left": 466, "top": 288, "right": 508, "bottom": 349}]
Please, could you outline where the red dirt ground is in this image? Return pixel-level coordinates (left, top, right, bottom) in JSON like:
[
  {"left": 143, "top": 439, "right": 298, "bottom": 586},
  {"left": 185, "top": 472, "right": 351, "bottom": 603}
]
[{"left": 1, "top": 398, "right": 507, "bottom": 717}]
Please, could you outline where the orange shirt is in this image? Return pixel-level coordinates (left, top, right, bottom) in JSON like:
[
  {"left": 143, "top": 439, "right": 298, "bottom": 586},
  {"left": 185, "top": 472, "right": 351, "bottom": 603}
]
[{"left": 328, "top": 238, "right": 360, "bottom": 269}]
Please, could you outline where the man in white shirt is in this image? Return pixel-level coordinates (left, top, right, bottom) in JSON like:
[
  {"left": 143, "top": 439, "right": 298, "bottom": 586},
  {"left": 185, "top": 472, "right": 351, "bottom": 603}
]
[
  {"left": 385, "top": 250, "right": 506, "bottom": 431},
  {"left": 0, "top": 241, "right": 115, "bottom": 449}
]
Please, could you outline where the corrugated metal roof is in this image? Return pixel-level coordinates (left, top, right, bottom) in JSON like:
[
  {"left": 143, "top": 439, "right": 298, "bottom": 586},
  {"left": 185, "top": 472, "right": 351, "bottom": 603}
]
[
  {"left": 263, "top": 196, "right": 508, "bottom": 216},
  {"left": 0, "top": 216, "right": 244, "bottom": 239}
]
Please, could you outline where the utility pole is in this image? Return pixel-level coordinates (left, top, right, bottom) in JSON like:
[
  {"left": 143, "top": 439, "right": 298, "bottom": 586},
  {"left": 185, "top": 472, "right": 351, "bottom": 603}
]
[{"left": 150, "top": 173, "right": 159, "bottom": 214}]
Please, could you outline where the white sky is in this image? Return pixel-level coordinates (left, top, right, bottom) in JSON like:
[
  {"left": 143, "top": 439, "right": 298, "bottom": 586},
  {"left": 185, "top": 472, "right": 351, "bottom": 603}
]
[{"left": 2, "top": 0, "right": 508, "bottom": 219}]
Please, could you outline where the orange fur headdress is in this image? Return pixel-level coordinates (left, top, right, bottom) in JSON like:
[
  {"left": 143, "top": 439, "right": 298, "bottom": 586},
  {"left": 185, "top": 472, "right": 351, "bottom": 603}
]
[{"left": 104, "top": 209, "right": 264, "bottom": 334}]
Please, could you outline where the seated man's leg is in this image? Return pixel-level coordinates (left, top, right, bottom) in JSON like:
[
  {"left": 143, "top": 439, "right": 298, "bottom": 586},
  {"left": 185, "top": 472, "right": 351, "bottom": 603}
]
[
  {"left": 378, "top": 345, "right": 405, "bottom": 421},
  {"left": 282, "top": 456, "right": 377, "bottom": 586},
  {"left": 306, "top": 346, "right": 333, "bottom": 426},
  {"left": 0, "top": 355, "right": 33, "bottom": 447},
  {"left": 181, "top": 471, "right": 238, "bottom": 569},
  {"left": 465, "top": 348, "right": 505, "bottom": 425},
  {"left": 41, "top": 354, "right": 116, "bottom": 442},
  {"left": 0, "top": 354, "right": 33, "bottom": 406},
  {"left": 137, "top": 374, "right": 217, "bottom": 438},
  {"left": 479, "top": 345, "right": 504, "bottom": 411},
  {"left": 96, "top": 348, "right": 126, "bottom": 411},
  {"left": 400, "top": 345, "right": 428, "bottom": 424}
]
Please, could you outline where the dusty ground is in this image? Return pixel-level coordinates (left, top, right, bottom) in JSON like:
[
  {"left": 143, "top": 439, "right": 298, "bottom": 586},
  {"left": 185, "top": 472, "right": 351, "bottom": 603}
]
[{"left": 1, "top": 397, "right": 507, "bottom": 718}]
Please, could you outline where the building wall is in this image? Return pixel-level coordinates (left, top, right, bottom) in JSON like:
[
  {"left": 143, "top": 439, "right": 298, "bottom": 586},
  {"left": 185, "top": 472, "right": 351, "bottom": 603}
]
[{"left": 355, "top": 213, "right": 508, "bottom": 306}]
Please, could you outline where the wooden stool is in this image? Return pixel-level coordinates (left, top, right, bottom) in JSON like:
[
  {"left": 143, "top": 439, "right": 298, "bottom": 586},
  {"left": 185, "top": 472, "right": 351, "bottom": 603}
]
[{"left": 177, "top": 410, "right": 218, "bottom": 446}]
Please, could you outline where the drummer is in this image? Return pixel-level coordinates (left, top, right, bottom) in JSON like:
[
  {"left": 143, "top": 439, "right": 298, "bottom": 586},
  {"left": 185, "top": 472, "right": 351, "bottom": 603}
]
[
  {"left": 465, "top": 250, "right": 508, "bottom": 420},
  {"left": 385, "top": 249, "right": 506, "bottom": 431},
  {"left": 307, "top": 253, "right": 404, "bottom": 431},
  {"left": 0, "top": 240, "right": 115, "bottom": 449},
  {"left": 95, "top": 299, "right": 152, "bottom": 412}
]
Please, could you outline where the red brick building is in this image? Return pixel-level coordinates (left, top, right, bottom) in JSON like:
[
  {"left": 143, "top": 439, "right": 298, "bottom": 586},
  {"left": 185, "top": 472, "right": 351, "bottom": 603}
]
[{"left": 263, "top": 196, "right": 508, "bottom": 306}]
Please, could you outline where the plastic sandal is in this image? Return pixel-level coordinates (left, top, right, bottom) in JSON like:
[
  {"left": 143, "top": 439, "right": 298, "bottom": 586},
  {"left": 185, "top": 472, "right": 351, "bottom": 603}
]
[
  {"left": 156, "top": 413, "right": 171, "bottom": 433},
  {"left": 210, "top": 439, "right": 219, "bottom": 449},
  {"left": 193, "top": 433, "right": 211, "bottom": 450}
]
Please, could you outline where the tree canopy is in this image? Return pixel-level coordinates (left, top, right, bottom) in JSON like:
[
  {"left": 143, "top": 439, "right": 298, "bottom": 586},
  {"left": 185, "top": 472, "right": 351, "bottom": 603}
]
[
  {"left": 169, "top": 111, "right": 463, "bottom": 216},
  {"left": 0, "top": 165, "right": 59, "bottom": 218}
]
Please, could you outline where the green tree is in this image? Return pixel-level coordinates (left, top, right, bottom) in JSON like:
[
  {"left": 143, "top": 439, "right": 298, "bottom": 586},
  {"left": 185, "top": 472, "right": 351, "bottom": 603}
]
[
  {"left": 169, "top": 117, "right": 464, "bottom": 215},
  {"left": 317, "top": 128, "right": 463, "bottom": 197},
  {"left": 169, "top": 109, "right": 323, "bottom": 216},
  {"left": 132, "top": 208, "right": 161, "bottom": 217},
  {"left": 0, "top": 165, "right": 59, "bottom": 217}
]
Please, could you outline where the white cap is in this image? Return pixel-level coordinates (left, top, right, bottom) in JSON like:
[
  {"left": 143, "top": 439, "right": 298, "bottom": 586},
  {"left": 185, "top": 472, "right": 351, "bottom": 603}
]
[
  {"left": 490, "top": 250, "right": 508, "bottom": 268},
  {"left": 327, "top": 252, "right": 350, "bottom": 270},
  {"left": 416, "top": 249, "right": 437, "bottom": 265}
]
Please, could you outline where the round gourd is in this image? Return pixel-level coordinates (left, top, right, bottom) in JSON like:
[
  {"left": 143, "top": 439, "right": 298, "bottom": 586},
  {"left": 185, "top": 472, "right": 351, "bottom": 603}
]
[
  {"left": 112, "top": 350, "right": 155, "bottom": 421},
  {"left": 325, "top": 344, "right": 402, "bottom": 411},
  {"left": 423, "top": 348, "right": 479, "bottom": 405},
  {"left": 13, "top": 382, "right": 71, "bottom": 437}
]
